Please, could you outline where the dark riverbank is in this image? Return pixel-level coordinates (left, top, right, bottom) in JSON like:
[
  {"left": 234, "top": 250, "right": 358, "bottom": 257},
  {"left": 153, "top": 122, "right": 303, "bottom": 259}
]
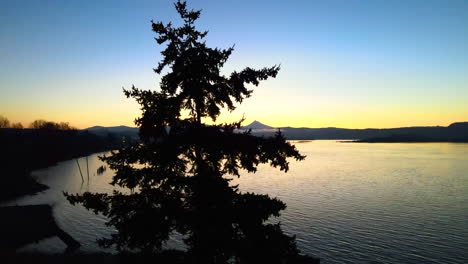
[
  {"left": 0, "top": 128, "right": 132, "bottom": 202},
  {"left": 0, "top": 205, "right": 80, "bottom": 253},
  {"left": 2, "top": 251, "right": 319, "bottom": 264},
  {"left": 1, "top": 251, "right": 186, "bottom": 264}
]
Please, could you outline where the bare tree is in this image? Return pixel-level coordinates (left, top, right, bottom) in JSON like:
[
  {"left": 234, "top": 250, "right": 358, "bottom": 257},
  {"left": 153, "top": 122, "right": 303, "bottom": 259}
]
[
  {"left": 0, "top": 115, "right": 10, "bottom": 128},
  {"left": 10, "top": 122, "right": 23, "bottom": 129}
]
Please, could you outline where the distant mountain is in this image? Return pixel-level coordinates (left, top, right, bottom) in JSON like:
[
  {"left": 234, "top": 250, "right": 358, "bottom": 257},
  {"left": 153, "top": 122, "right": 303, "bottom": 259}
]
[
  {"left": 84, "top": 125, "right": 138, "bottom": 137},
  {"left": 81, "top": 121, "right": 468, "bottom": 142},
  {"left": 239, "top": 121, "right": 468, "bottom": 141},
  {"left": 242, "top": 121, "right": 274, "bottom": 130}
]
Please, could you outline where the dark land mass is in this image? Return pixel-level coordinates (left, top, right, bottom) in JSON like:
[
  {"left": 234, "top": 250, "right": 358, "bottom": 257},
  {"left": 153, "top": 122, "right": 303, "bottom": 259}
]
[
  {"left": 2, "top": 251, "right": 318, "bottom": 264},
  {"left": 241, "top": 121, "right": 468, "bottom": 142},
  {"left": 85, "top": 125, "right": 139, "bottom": 138},
  {"left": 1, "top": 251, "right": 186, "bottom": 264},
  {"left": 0, "top": 128, "right": 135, "bottom": 255},
  {"left": 0, "top": 128, "right": 135, "bottom": 202},
  {"left": 0, "top": 205, "right": 80, "bottom": 253}
]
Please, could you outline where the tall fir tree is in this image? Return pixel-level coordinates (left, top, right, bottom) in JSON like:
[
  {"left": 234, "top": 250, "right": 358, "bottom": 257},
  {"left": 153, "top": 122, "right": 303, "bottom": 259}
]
[{"left": 66, "top": 1, "right": 305, "bottom": 263}]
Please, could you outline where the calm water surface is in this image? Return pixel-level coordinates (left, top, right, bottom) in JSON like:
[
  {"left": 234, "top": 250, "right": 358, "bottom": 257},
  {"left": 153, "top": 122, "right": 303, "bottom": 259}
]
[{"left": 5, "top": 141, "right": 468, "bottom": 263}]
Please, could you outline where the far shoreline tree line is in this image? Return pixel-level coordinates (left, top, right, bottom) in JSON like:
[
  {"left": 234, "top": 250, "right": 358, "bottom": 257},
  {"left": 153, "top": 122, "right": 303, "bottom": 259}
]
[{"left": 0, "top": 115, "right": 76, "bottom": 130}]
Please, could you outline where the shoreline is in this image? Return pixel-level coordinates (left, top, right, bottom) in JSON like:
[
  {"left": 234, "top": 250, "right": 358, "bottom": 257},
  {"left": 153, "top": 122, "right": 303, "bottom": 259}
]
[
  {"left": 0, "top": 128, "right": 131, "bottom": 203},
  {"left": 0, "top": 172, "right": 49, "bottom": 203},
  {"left": 0, "top": 150, "right": 114, "bottom": 203}
]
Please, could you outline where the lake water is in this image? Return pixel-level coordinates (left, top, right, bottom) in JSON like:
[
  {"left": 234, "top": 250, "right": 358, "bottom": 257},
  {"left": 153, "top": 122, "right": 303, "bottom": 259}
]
[{"left": 4, "top": 141, "right": 468, "bottom": 263}]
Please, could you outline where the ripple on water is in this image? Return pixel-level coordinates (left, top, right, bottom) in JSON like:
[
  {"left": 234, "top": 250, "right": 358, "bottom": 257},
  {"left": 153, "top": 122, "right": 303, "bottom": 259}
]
[{"left": 5, "top": 142, "right": 468, "bottom": 263}]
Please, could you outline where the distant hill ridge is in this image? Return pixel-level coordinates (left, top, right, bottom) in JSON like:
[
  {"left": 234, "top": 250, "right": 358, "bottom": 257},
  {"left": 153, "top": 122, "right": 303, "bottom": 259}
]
[
  {"left": 240, "top": 121, "right": 468, "bottom": 141},
  {"left": 82, "top": 121, "right": 468, "bottom": 141},
  {"left": 84, "top": 125, "right": 138, "bottom": 137}
]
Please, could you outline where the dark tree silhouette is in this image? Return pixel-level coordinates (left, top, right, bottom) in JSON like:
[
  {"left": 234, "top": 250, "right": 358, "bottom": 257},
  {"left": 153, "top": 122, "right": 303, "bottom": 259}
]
[
  {"left": 66, "top": 1, "right": 307, "bottom": 263},
  {"left": 29, "top": 119, "right": 76, "bottom": 130},
  {"left": 10, "top": 122, "right": 23, "bottom": 129},
  {"left": 0, "top": 115, "right": 10, "bottom": 128}
]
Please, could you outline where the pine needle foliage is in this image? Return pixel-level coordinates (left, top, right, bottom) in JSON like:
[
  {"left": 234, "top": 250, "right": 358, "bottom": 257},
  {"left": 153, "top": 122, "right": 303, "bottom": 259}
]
[{"left": 65, "top": 1, "right": 305, "bottom": 263}]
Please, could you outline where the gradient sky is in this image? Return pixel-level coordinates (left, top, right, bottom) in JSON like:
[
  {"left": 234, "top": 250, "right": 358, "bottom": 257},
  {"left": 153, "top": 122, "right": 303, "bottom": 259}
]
[{"left": 1, "top": 0, "right": 467, "bottom": 129}]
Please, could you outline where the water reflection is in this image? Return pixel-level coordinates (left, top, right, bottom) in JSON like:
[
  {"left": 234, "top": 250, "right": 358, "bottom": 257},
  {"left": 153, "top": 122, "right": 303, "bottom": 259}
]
[{"left": 5, "top": 141, "right": 468, "bottom": 263}]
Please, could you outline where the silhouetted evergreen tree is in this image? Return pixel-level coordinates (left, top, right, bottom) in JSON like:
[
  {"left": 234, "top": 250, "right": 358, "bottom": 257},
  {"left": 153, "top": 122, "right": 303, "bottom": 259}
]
[{"left": 66, "top": 1, "right": 306, "bottom": 263}]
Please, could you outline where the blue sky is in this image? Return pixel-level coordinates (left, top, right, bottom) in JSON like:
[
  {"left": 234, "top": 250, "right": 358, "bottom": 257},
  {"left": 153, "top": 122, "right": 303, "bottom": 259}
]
[{"left": 1, "top": 0, "right": 467, "bottom": 128}]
